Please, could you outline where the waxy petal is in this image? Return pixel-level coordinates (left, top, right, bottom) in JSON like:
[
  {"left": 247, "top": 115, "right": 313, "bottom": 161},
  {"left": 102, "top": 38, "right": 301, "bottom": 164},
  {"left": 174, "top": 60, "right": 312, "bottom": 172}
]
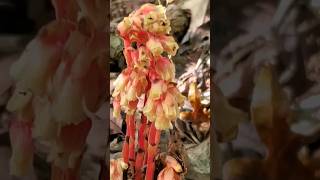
[{"left": 146, "top": 37, "right": 163, "bottom": 57}]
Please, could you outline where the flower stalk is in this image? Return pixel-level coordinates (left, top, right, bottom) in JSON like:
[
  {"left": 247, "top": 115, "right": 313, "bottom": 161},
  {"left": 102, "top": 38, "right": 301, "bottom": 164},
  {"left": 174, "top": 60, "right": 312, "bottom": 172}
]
[
  {"left": 145, "top": 122, "right": 161, "bottom": 180},
  {"left": 135, "top": 114, "right": 148, "bottom": 179}
]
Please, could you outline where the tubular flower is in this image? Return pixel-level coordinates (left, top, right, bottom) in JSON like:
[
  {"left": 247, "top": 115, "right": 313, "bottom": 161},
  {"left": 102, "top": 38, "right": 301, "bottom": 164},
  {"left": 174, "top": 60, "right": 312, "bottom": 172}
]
[
  {"left": 143, "top": 5, "right": 171, "bottom": 34},
  {"left": 159, "top": 35, "right": 179, "bottom": 56},
  {"left": 146, "top": 37, "right": 164, "bottom": 57},
  {"left": 114, "top": 3, "right": 185, "bottom": 179},
  {"left": 143, "top": 81, "right": 185, "bottom": 130},
  {"left": 117, "top": 17, "right": 133, "bottom": 37},
  {"left": 112, "top": 96, "right": 121, "bottom": 120},
  {"left": 154, "top": 56, "right": 175, "bottom": 81},
  {"left": 112, "top": 67, "right": 148, "bottom": 115},
  {"left": 112, "top": 69, "right": 131, "bottom": 97},
  {"left": 110, "top": 158, "right": 128, "bottom": 180}
]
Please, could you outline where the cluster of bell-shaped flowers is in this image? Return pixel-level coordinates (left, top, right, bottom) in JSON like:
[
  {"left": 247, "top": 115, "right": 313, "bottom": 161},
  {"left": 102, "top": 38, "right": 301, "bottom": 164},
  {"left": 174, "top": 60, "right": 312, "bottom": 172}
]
[
  {"left": 113, "top": 3, "right": 184, "bottom": 130},
  {"left": 112, "top": 3, "right": 185, "bottom": 180}
]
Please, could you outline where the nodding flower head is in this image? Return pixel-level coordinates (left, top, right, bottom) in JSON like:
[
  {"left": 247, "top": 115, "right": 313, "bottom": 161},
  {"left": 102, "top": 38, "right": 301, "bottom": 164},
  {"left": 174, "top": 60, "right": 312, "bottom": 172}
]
[
  {"left": 143, "top": 5, "right": 171, "bottom": 34},
  {"left": 126, "top": 67, "right": 148, "bottom": 101},
  {"left": 146, "top": 37, "right": 164, "bottom": 57},
  {"left": 117, "top": 3, "right": 171, "bottom": 38},
  {"left": 117, "top": 17, "right": 133, "bottom": 37},
  {"left": 160, "top": 36, "right": 179, "bottom": 56},
  {"left": 112, "top": 67, "right": 148, "bottom": 117},
  {"left": 143, "top": 81, "right": 185, "bottom": 130},
  {"left": 112, "top": 69, "right": 131, "bottom": 98},
  {"left": 154, "top": 56, "right": 175, "bottom": 82}
]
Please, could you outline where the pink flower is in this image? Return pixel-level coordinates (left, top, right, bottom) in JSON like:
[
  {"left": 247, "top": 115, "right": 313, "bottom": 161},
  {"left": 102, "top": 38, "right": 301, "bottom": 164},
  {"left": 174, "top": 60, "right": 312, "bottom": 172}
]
[
  {"left": 112, "top": 67, "right": 148, "bottom": 116},
  {"left": 142, "top": 5, "right": 171, "bottom": 34},
  {"left": 126, "top": 68, "right": 148, "bottom": 101},
  {"left": 113, "top": 96, "right": 121, "bottom": 120},
  {"left": 112, "top": 69, "right": 131, "bottom": 98},
  {"left": 114, "top": 3, "right": 186, "bottom": 179},
  {"left": 157, "top": 156, "right": 183, "bottom": 180},
  {"left": 110, "top": 158, "right": 127, "bottom": 180},
  {"left": 146, "top": 37, "right": 163, "bottom": 57},
  {"left": 117, "top": 17, "right": 133, "bottom": 37},
  {"left": 143, "top": 81, "right": 185, "bottom": 130},
  {"left": 159, "top": 35, "right": 179, "bottom": 56},
  {"left": 154, "top": 56, "right": 175, "bottom": 82}
]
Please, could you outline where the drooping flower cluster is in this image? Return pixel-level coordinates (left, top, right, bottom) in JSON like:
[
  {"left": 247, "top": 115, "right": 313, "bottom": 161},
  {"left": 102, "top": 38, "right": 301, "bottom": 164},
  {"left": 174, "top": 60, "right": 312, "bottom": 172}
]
[
  {"left": 143, "top": 81, "right": 185, "bottom": 130},
  {"left": 112, "top": 3, "right": 185, "bottom": 180},
  {"left": 6, "top": 0, "right": 106, "bottom": 179},
  {"left": 113, "top": 3, "right": 184, "bottom": 130}
]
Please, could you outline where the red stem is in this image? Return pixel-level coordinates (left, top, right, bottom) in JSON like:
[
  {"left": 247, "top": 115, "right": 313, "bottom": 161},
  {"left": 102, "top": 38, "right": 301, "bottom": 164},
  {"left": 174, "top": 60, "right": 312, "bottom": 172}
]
[
  {"left": 122, "top": 115, "right": 130, "bottom": 164},
  {"left": 144, "top": 121, "right": 151, "bottom": 165},
  {"left": 135, "top": 82, "right": 151, "bottom": 179},
  {"left": 145, "top": 122, "right": 161, "bottom": 180},
  {"left": 135, "top": 115, "right": 147, "bottom": 179},
  {"left": 128, "top": 114, "right": 136, "bottom": 166}
]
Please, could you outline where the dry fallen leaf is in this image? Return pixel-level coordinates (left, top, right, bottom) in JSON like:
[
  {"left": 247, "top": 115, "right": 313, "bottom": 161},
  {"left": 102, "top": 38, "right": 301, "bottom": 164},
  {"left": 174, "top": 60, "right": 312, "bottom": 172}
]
[
  {"left": 179, "top": 82, "right": 210, "bottom": 129},
  {"left": 223, "top": 65, "right": 319, "bottom": 180},
  {"left": 180, "top": 0, "right": 209, "bottom": 42}
]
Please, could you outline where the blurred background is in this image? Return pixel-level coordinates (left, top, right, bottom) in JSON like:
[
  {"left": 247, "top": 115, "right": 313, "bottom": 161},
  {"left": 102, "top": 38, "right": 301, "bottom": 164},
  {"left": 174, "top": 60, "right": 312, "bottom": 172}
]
[
  {"left": 0, "top": 1, "right": 107, "bottom": 180},
  {"left": 0, "top": 1, "right": 54, "bottom": 179},
  {"left": 214, "top": 0, "right": 320, "bottom": 179}
]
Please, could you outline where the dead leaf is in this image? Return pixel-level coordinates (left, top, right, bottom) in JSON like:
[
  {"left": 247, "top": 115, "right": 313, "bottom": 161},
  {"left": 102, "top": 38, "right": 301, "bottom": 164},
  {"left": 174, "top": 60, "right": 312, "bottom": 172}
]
[
  {"left": 223, "top": 65, "right": 319, "bottom": 180},
  {"left": 180, "top": 0, "right": 209, "bottom": 43}
]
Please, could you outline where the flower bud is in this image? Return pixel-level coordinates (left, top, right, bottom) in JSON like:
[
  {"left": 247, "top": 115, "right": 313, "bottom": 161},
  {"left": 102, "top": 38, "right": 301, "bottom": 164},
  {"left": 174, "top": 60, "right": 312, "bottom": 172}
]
[
  {"left": 112, "top": 97, "right": 121, "bottom": 120},
  {"left": 155, "top": 57, "right": 175, "bottom": 81},
  {"left": 148, "top": 81, "right": 167, "bottom": 99},
  {"left": 161, "top": 36, "right": 179, "bottom": 56},
  {"left": 117, "top": 17, "right": 132, "bottom": 36},
  {"left": 112, "top": 69, "right": 130, "bottom": 97},
  {"left": 146, "top": 37, "right": 163, "bottom": 56}
]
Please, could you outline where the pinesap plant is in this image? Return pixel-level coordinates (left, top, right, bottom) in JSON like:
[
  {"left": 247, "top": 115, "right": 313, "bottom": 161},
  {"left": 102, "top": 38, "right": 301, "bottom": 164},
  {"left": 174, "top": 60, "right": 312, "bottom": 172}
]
[{"left": 112, "top": 3, "right": 185, "bottom": 180}]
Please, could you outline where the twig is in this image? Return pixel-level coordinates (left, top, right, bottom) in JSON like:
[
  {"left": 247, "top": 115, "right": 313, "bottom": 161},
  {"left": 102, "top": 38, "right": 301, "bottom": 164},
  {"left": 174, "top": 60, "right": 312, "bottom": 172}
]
[{"left": 271, "top": 0, "right": 298, "bottom": 32}]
